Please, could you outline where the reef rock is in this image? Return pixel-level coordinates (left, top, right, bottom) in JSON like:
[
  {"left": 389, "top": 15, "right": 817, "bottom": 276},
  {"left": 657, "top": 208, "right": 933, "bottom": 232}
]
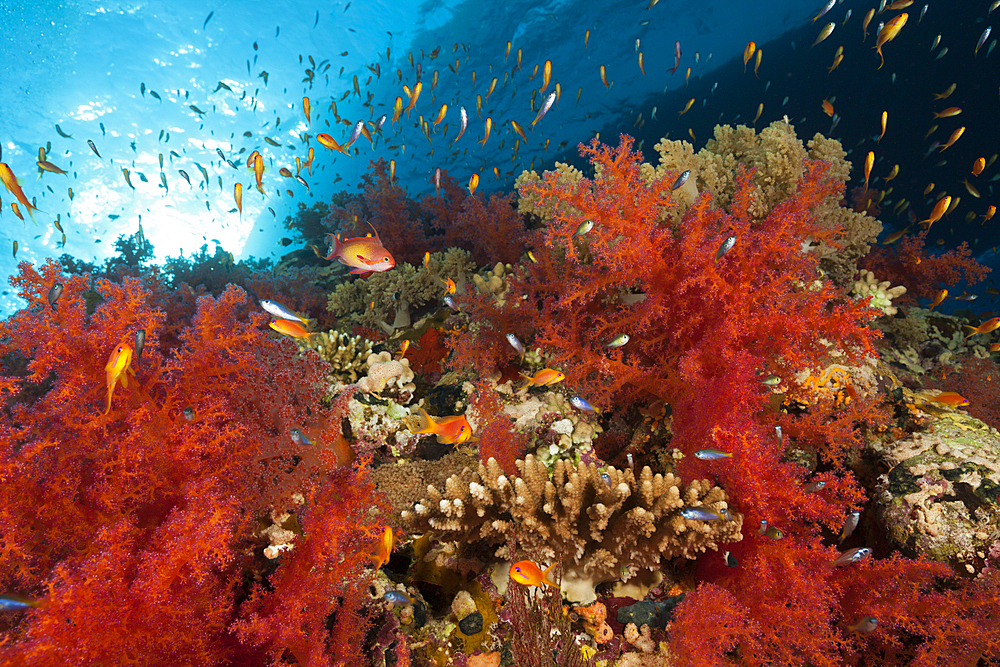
[{"left": 872, "top": 414, "right": 1000, "bottom": 574}]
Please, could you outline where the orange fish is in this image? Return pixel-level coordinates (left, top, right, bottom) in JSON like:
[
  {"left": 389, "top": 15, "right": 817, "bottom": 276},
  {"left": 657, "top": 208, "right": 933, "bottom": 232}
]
[
  {"left": 981, "top": 205, "right": 996, "bottom": 222},
  {"left": 0, "top": 162, "right": 40, "bottom": 221},
  {"left": 269, "top": 319, "right": 315, "bottom": 341},
  {"left": 468, "top": 173, "right": 479, "bottom": 195},
  {"left": 253, "top": 154, "right": 265, "bottom": 194},
  {"left": 323, "top": 224, "right": 395, "bottom": 277},
  {"left": 509, "top": 560, "right": 558, "bottom": 589},
  {"left": 964, "top": 317, "right": 1000, "bottom": 338},
  {"left": 940, "top": 126, "right": 965, "bottom": 151},
  {"left": 519, "top": 368, "right": 565, "bottom": 389},
  {"left": 441, "top": 277, "right": 457, "bottom": 294},
  {"left": 404, "top": 81, "right": 423, "bottom": 116},
  {"left": 932, "top": 107, "right": 962, "bottom": 119},
  {"left": 432, "top": 103, "right": 447, "bottom": 126},
  {"left": 973, "top": 157, "right": 986, "bottom": 176},
  {"left": 875, "top": 13, "right": 908, "bottom": 69},
  {"left": 11, "top": 202, "right": 24, "bottom": 222},
  {"left": 412, "top": 407, "right": 473, "bottom": 444},
  {"left": 928, "top": 392, "right": 969, "bottom": 407},
  {"left": 821, "top": 99, "right": 834, "bottom": 116},
  {"left": 928, "top": 288, "right": 948, "bottom": 310},
  {"left": 317, "top": 133, "right": 351, "bottom": 155},
  {"left": 511, "top": 120, "right": 527, "bottom": 142},
  {"left": 234, "top": 182, "right": 243, "bottom": 217},
  {"left": 864, "top": 151, "right": 874, "bottom": 191},
  {"left": 303, "top": 96, "right": 311, "bottom": 124},
  {"left": 104, "top": 343, "right": 135, "bottom": 415},
  {"left": 371, "top": 526, "right": 394, "bottom": 569},
  {"left": 921, "top": 195, "right": 950, "bottom": 228},
  {"left": 743, "top": 42, "right": 756, "bottom": 72},
  {"left": 879, "top": 111, "right": 887, "bottom": 142},
  {"left": 862, "top": 8, "right": 875, "bottom": 41}
]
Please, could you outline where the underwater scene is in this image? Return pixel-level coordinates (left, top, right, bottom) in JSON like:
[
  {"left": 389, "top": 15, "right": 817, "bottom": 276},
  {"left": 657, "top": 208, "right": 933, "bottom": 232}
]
[{"left": 3, "top": 0, "right": 1000, "bottom": 664}]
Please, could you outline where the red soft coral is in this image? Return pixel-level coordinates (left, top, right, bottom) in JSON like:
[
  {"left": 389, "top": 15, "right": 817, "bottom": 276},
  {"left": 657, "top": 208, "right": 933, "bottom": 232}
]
[
  {"left": 0, "top": 260, "right": 389, "bottom": 665},
  {"left": 862, "top": 230, "right": 990, "bottom": 304}
]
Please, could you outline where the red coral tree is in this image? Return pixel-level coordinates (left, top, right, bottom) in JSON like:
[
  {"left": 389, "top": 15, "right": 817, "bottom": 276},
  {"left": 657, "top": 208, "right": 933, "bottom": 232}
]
[
  {"left": 862, "top": 230, "right": 990, "bottom": 304},
  {"left": 442, "top": 135, "right": 1000, "bottom": 664},
  {"left": 0, "top": 259, "right": 388, "bottom": 665}
]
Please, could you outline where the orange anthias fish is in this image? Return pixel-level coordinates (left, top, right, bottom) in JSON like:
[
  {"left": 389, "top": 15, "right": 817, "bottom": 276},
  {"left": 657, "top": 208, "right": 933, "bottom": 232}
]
[
  {"left": 964, "top": 317, "right": 1000, "bottom": 338},
  {"left": 317, "top": 133, "right": 350, "bottom": 155},
  {"left": 509, "top": 560, "right": 559, "bottom": 589},
  {"left": 920, "top": 196, "right": 951, "bottom": 228},
  {"left": 875, "top": 13, "right": 908, "bottom": 69},
  {"left": 413, "top": 407, "right": 473, "bottom": 444},
  {"left": 105, "top": 343, "right": 136, "bottom": 415},
  {"left": 370, "top": 526, "right": 394, "bottom": 569},
  {"left": 0, "top": 162, "right": 40, "bottom": 221},
  {"left": 928, "top": 288, "right": 948, "bottom": 310},
  {"left": 323, "top": 224, "right": 395, "bottom": 278},
  {"left": 520, "top": 368, "right": 566, "bottom": 389},
  {"left": 928, "top": 392, "right": 969, "bottom": 407},
  {"left": 269, "top": 319, "right": 315, "bottom": 341}
]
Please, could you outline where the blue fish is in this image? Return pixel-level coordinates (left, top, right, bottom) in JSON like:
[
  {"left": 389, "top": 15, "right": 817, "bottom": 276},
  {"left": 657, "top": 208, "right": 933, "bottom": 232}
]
[
  {"left": 570, "top": 396, "right": 598, "bottom": 412},
  {"left": 693, "top": 448, "right": 732, "bottom": 460},
  {"left": 0, "top": 595, "right": 40, "bottom": 611},
  {"left": 384, "top": 590, "right": 412, "bottom": 605},
  {"left": 680, "top": 507, "right": 724, "bottom": 521}
]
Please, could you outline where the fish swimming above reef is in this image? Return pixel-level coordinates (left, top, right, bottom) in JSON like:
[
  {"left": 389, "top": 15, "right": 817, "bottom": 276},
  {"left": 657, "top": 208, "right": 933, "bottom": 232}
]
[
  {"left": 323, "top": 225, "right": 395, "bottom": 278},
  {"left": 411, "top": 407, "right": 474, "bottom": 444}
]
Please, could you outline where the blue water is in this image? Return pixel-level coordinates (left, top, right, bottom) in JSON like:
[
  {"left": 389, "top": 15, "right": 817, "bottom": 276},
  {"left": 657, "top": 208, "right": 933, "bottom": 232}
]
[{"left": 1, "top": 0, "right": 997, "bottom": 316}]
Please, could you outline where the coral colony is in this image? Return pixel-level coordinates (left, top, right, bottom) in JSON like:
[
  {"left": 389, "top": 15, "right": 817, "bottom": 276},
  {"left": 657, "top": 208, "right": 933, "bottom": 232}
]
[{"left": 3, "top": 123, "right": 1000, "bottom": 667}]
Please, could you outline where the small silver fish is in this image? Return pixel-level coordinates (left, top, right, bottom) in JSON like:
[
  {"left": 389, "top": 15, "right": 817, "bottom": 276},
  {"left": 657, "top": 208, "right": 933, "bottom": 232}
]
[
  {"left": 803, "top": 480, "right": 826, "bottom": 493},
  {"left": 680, "top": 507, "right": 723, "bottom": 521},
  {"left": 846, "top": 616, "right": 878, "bottom": 634},
  {"left": 47, "top": 282, "right": 63, "bottom": 309},
  {"left": 376, "top": 115, "right": 387, "bottom": 131},
  {"left": 133, "top": 329, "right": 146, "bottom": 368},
  {"left": 761, "top": 375, "right": 782, "bottom": 386},
  {"left": 88, "top": 139, "right": 101, "bottom": 158},
  {"left": 758, "top": 520, "right": 768, "bottom": 535},
  {"left": 977, "top": 28, "right": 992, "bottom": 55},
  {"left": 812, "top": 0, "right": 835, "bottom": 22},
  {"left": 716, "top": 235, "right": 736, "bottom": 260},
  {"left": 607, "top": 334, "right": 630, "bottom": 348},
  {"left": 570, "top": 396, "right": 598, "bottom": 412},
  {"left": 347, "top": 121, "right": 364, "bottom": 146},
  {"left": 832, "top": 546, "right": 871, "bottom": 567},
  {"left": 775, "top": 425, "right": 783, "bottom": 447},
  {"left": 626, "top": 452, "right": 634, "bottom": 471},
  {"left": 839, "top": 511, "right": 860, "bottom": 542},
  {"left": 260, "top": 300, "right": 309, "bottom": 324},
  {"left": 671, "top": 170, "right": 690, "bottom": 190},
  {"left": 694, "top": 448, "right": 732, "bottom": 460},
  {"left": 531, "top": 91, "right": 556, "bottom": 127},
  {"left": 444, "top": 296, "right": 459, "bottom": 311},
  {"left": 506, "top": 333, "right": 524, "bottom": 356},
  {"left": 183, "top": 407, "right": 196, "bottom": 421},
  {"left": 574, "top": 220, "right": 594, "bottom": 236}
]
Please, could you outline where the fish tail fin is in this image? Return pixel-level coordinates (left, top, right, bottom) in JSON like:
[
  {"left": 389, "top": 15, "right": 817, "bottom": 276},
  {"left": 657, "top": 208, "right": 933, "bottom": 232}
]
[
  {"left": 412, "top": 407, "right": 434, "bottom": 434},
  {"left": 323, "top": 233, "right": 342, "bottom": 260},
  {"left": 964, "top": 326, "right": 978, "bottom": 338},
  {"left": 541, "top": 562, "right": 560, "bottom": 589}
]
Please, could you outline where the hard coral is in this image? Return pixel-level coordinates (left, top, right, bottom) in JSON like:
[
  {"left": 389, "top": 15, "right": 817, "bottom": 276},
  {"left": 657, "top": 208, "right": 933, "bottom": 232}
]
[{"left": 402, "top": 455, "right": 742, "bottom": 602}]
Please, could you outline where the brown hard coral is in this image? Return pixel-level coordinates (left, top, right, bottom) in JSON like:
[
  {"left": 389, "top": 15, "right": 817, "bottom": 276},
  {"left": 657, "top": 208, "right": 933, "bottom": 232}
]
[{"left": 402, "top": 454, "right": 742, "bottom": 601}]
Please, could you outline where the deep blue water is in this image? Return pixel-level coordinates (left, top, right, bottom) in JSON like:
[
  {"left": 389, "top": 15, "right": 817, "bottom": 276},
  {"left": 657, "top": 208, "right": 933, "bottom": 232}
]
[{"left": 0, "top": 0, "right": 998, "bottom": 316}]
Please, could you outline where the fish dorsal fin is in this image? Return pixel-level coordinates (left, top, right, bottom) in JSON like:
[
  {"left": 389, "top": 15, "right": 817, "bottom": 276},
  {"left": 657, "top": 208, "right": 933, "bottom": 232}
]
[{"left": 364, "top": 219, "right": 381, "bottom": 241}]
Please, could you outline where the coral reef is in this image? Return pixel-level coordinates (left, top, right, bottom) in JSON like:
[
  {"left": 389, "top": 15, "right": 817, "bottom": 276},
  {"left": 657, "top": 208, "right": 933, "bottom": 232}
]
[
  {"left": 293, "top": 329, "right": 374, "bottom": 382},
  {"left": 402, "top": 455, "right": 742, "bottom": 601}
]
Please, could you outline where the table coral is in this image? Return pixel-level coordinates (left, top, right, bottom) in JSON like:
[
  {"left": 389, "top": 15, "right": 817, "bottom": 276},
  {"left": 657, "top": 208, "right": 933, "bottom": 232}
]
[{"left": 402, "top": 455, "right": 742, "bottom": 602}]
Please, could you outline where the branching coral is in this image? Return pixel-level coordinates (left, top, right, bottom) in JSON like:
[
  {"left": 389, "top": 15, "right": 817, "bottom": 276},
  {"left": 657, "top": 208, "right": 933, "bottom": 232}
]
[{"left": 402, "top": 455, "right": 742, "bottom": 601}]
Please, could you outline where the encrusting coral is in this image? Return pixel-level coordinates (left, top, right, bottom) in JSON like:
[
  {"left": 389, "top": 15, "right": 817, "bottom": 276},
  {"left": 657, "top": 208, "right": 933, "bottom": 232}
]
[{"left": 402, "top": 455, "right": 742, "bottom": 601}]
